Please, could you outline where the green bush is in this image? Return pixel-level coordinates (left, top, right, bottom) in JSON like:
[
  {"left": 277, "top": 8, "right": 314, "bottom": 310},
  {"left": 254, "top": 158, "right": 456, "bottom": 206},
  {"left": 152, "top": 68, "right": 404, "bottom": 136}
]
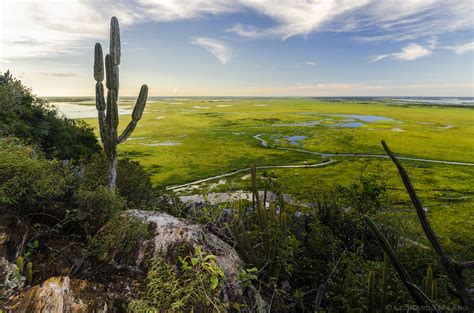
[
  {"left": 88, "top": 214, "right": 148, "bottom": 263},
  {"left": 0, "top": 139, "right": 72, "bottom": 212},
  {"left": 128, "top": 246, "right": 226, "bottom": 312},
  {"left": 74, "top": 185, "right": 126, "bottom": 234},
  {"left": 79, "top": 155, "right": 172, "bottom": 210},
  {"left": 0, "top": 76, "right": 100, "bottom": 160}
]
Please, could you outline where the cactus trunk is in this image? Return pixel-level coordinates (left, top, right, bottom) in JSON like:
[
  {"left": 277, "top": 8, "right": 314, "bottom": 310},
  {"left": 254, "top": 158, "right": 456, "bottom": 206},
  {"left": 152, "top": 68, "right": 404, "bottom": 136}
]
[
  {"left": 368, "top": 271, "right": 375, "bottom": 313},
  {"left": 93, "top": 17, "right": 148, "bottom": 191},
  {"left": 380, "top": 253, "right": 389, "bottom": 313}
]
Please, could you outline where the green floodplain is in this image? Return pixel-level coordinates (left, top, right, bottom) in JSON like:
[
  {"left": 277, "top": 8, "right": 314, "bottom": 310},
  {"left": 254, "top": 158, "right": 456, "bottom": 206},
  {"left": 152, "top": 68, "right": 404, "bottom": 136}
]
[{"left": 54, "top": 97, "right": 474, "bottom": 257}]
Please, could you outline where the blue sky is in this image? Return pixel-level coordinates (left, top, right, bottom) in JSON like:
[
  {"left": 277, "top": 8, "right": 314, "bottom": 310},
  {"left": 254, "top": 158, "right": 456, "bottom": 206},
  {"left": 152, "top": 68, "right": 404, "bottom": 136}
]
[{"left": 1, "top": 0, "right": 473, "bottom": 96}]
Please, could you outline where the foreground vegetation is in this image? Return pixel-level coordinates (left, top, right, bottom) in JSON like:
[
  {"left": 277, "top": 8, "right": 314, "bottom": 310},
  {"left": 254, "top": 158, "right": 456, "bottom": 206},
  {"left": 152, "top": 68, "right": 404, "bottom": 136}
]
[{"left": 1, "top": 73, "right": 472, "bottom": 311}]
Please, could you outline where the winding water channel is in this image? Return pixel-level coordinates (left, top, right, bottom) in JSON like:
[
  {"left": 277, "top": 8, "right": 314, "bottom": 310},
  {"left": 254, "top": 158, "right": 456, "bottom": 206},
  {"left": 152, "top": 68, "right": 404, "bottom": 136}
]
[{"left": 167, "top": 134, "right": 474, "bottom": 192}]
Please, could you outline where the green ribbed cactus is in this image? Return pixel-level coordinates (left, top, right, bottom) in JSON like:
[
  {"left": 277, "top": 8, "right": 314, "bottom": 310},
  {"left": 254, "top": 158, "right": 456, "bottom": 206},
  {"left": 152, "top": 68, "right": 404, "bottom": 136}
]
[
  {"left": 16, "top": 256, "right": 24, "bottom": 274},
  {"left": 422, "top": 265, "right": 438, "bottom": 301},
  {"left": 94, "top": 17, "right": 148, "bottom": 190},
  {"left": 380, "top": 253, "right": 389, "bottom": 313},
  {"left": 368, "top": 270, "right": 375, "bottom": 313},
  {"left": 26, "top": 262, "right": 33, "bottom": 285}
]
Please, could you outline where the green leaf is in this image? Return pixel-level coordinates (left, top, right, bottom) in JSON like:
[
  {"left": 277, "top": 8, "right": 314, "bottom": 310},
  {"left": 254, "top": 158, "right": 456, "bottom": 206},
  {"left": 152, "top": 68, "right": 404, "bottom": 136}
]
[{"left": 210, "top": 275, "right": 219, "bottom": 290}]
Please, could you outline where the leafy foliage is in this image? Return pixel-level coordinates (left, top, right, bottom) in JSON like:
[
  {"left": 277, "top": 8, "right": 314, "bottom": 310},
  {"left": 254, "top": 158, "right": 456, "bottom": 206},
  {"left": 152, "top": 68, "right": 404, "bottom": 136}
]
[
  {"left": 0, "top": 139, "right": 72, "bottom": 212},
  {"left": 128, "top": 246, "right": 227, "bottom": 312},
  {"left": 88, "top": 213, "right": 148, "bottom": 262},
  {"left": 0, "top": 75, "right": 100, "bottom": 160},
  {"left": 77, "top": 155, "right": 172, "bottom": 210}
]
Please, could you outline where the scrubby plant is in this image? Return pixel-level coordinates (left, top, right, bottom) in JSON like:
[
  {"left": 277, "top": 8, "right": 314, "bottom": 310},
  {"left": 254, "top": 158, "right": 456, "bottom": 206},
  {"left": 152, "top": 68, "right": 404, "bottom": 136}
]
[
  {"left": 0, "top": 139, "right": 72, "bottom": 212},
  {"left": 128, "top": 246, "right": 227, "bottom": 312},
  {"left": 93, "top": 17, "right": 148, "bottom": 191},
  {"left": 0, "top": 70, "right": 11, "bottom": 85},
  {"left": 0, "top": 73, "right": 100, "bottom": 160},
  {"left": 87, "top": 213, "right": 148, "bottom": 263},
  {"left": 78, "top": 155, "right": 162, "bottom": 210},
  {"left": 74, "top": 185, "right": 126, "bottom": 235}
]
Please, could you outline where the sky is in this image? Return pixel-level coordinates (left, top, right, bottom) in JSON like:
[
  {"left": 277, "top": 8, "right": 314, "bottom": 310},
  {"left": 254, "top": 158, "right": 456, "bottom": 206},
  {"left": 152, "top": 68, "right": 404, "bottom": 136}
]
[{"left": 0, "top": 0, "right": 473, "bottom": 97}]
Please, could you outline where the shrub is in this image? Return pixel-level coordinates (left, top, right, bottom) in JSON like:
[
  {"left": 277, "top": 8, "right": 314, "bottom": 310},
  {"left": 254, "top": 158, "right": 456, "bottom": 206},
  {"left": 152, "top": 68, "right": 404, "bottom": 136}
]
[
  {"left": 0, "top": 139, "right": 72, "bottom": 213},
  {"left": 74, "top": 185, "right": 126, "bottom": 235},
  {"left": 79, "top": 155, "right": 173, "bottom": 210},
  {"left": 128, "top": 246, "right": 227, "bottom": 312},
  {"left": 0, "top": 75, "right": 100, "bottom": 160},
  {"left": 88, "top": 214, "right": 148, "bottom": 263}
]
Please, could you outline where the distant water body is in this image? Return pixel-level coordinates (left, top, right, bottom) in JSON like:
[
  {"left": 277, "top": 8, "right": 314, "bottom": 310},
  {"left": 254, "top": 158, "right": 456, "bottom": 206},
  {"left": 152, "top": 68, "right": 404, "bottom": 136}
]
[
  {"left": 389, "top": 97, "right": 474, "bottom": 106},
  {"left": 49, "top": 96, "right": 473, "bottom": 119}
]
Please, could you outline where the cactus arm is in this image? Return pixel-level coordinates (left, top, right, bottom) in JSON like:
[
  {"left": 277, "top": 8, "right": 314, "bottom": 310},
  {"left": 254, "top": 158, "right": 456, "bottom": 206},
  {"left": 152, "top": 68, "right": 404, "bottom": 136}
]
[
  {"left": 105, "top": 54, "right": 112, "bottom": 90},
  {"left": 381, "top": 140, "right": 474, "bottom": 310},
  {"left": 94, "top": 43, "right": 104, "bottom": 82},
  {"left": 110, "top": 16, "right": 121, "bottom": 66},
  {"left": 95, "top": 82, "right": 106, "bottom": 143},
  {"left": 363, "top": 216, "right": 436, "bottom": 310},
  {"left": 94, "top": 43, "right": 106, "bottom": 143},
  {"left": 117, "top": 84, "right": 148, "bottom": 144}
]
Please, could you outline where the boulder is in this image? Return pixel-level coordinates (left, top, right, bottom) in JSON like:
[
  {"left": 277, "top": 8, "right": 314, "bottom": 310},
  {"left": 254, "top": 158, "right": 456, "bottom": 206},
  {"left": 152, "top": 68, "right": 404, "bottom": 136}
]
[
  {"left": 94, "top": 210, "right": 267, "bottom": 311},
  {"left": 6, "top": 276, "right": 110, "bottom": 312}
]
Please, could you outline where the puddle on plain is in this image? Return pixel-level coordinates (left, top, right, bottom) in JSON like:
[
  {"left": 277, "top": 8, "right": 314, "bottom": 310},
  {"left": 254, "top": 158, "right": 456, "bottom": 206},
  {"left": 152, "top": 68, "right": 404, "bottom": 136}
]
[
  {"left": 193, "top": 106, "right": 210, "bottom": 109},
  {"left": 340, "top": 122, "right": 363, "bottom": 128},
  {"left": 142, "top": 141, "right": 181, "bottom": 146},
  {"left": 216, "top": 104, "right": 232, "bottom": 107},
  {"left": 127, "top": 137, "right": 148, "bottom": 140},
  {"left": 321, "top": 114, "right": 394, "bottom": 122},
  {"left": 286, "top": 135, "right": 308, "bottom": 145},
  {"left": 276, "top": 113, "right": 394, "bottom": 128}
]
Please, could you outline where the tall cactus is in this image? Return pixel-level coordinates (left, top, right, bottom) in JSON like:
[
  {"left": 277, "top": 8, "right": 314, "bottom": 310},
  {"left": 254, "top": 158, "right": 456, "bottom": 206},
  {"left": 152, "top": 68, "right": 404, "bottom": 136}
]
[{"left": 93, "top": 17, "right": 148, "bottom": 191}]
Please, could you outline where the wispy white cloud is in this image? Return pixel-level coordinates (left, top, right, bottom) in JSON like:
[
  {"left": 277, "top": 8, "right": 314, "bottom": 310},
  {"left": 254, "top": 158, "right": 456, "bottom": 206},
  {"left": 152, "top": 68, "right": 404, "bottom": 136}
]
[
  {"left": 0, "top": 0, "right": 137, "bottom": 62},
  {"left": 228, "top": 0, "right": 473, "bottom": 40},
  {"left": 371, "top": 43, "right": 432, "bottom": 62},
  {"left": 1, "top": 0, "right": 472, "bottom": 64},
  {"left": 230, "top": 0, "right": 370, "bottom": 39},
  {"left": 295, "top": 61, "right": 318, "bottom": 68},
  {"left": 190, "top": 37, "right": 230, "bottom": 64},
  {"left": 445, "top": 42, "right": 474, "bottom": 55},
  {"left": 393, "top": 43, "right": 432, "bottom": 60},
  {"left": 137, "top": 0, "right": 240, "bottom": 21}
]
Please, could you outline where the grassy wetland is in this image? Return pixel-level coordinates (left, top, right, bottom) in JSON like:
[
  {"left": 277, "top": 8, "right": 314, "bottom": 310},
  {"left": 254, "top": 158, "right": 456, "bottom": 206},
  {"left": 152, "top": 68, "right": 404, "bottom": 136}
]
[{"left": 52, "top": 97, "right": 474, "bottom": 256}]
